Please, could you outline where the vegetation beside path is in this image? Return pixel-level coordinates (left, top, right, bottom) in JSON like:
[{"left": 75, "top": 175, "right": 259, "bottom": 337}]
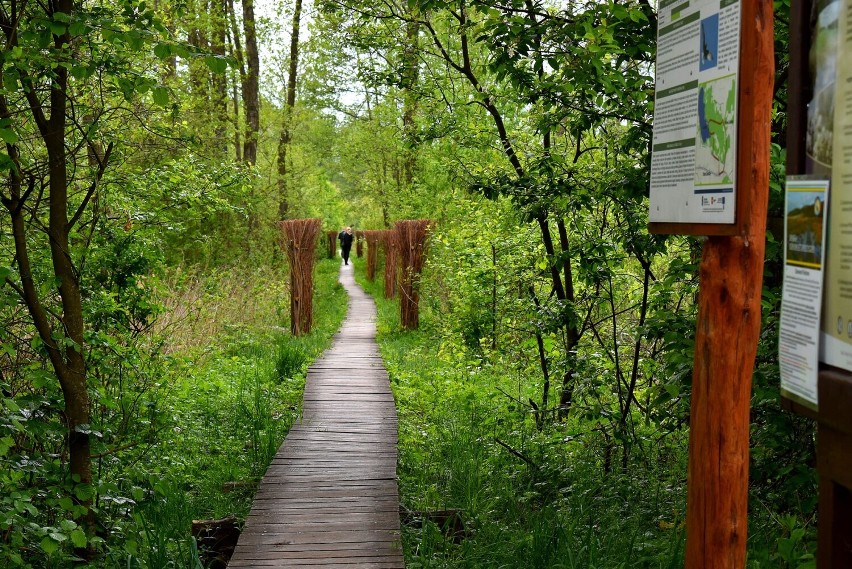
[
  {"left": 1, "top": 259, "right": 346, "bottom": 567},
  {"left": 356, "top": 245, "right": 816, "bottom": 569}
]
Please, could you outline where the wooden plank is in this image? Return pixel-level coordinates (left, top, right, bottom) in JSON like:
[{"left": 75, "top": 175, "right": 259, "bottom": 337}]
[{"left": 229, "top": 262, "right": 405, "bottom": 568}]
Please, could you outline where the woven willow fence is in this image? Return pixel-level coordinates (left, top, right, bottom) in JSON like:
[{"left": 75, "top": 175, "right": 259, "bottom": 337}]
[
  {"left": 363, "top": 230, "right": 382, "bottom": 282},
  {"left": 380, "top": 229, "right": 398, "bottom": 299},
  {"left": 395, "top": 219, "right": 433, "bottom": 330},
  {"left": 278, "top": 218, "right": 322, "bottom": 336}
]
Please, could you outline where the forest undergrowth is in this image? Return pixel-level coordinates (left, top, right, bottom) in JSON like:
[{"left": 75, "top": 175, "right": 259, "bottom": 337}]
[
  {"left": 356, "top": 258, "right": 816, "bottom": 569},
  {"left": 1, "top": 258, "right": 347, "bottom": 567}
]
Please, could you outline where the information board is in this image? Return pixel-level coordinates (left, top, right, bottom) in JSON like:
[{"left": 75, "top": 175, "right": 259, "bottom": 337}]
[
  {"left": 780, "top": 179, "right": 830, "bottom": 410},
  {"left": 820, "top": 0, "right": 852, "bottom": 373},
  {"left": 649, "top": 0, "right": 742, "bottom": 226}
]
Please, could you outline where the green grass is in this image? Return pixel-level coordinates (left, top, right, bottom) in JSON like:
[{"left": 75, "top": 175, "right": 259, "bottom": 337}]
[
  {"left": 357, "top": 258, "right": 816, "bottom": 568},
  {"left": 98, "top": 258, "right": 348, "bottom": 567},
  {"left": 354, "top": 261, "right": 689, "bottom": 568}
]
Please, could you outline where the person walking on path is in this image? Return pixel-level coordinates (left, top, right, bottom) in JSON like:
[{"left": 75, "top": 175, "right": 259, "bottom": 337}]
[{"left": 338, "top": 226, "right": 354, "bottom": 265}]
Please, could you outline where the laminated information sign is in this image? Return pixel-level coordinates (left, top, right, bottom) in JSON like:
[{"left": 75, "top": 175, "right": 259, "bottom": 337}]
[
  {"left": 649, "top": 0, "right": 741, "bottom": 225},
  {"left": 780, "top": 179, "right": 830, "bottom": 409}
]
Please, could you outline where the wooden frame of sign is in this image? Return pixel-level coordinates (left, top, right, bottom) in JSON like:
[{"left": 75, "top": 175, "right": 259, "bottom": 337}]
[
  {"left": 784, "top": 1, "right": 852, "bottom": 566},
  {"left": 780, "top": 0, "right": 822, "bottom": 422}
]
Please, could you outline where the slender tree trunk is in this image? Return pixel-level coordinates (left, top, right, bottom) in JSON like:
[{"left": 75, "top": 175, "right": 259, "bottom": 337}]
[
  {"left": 556, "top": 218, "right": 579, "bottom": 418},
  {"left": 241, "top": 0, "right": 260, "bottom": 165},
  {"left": 423, "top": 4, "right": 580, "bottom": 417},
  {"left": 225, "top": 0, "right": 244, "bottom": 162},
  {"left": 277, "top": 0, "right": 303, "bottom": 218},
  {"left": 401, "top": 17, "right": 419, "bottom": 185},
  {"left": 211, "top": 0, "right": 229, "bottom": 155},
  {"left": 0, "top": 0, "right": 96, "bottom": 551},
  {"left": 187, "top": 0, "right": 208, "bottom": 97},
  {"left": 48, "top": 21, "right": 95, "bottom": 549}
]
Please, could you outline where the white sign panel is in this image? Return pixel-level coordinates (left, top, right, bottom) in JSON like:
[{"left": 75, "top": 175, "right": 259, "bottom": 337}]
[
  {"left": 780, "top": 179, "right": 830, "bottom": 410},
  {"left": 649, "top": 0, "right": 741, "bottom": 224}
]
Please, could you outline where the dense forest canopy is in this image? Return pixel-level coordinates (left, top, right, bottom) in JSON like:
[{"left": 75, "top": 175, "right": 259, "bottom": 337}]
[{"left": 0, "top": 0, "right": 816, "bottom": 566}]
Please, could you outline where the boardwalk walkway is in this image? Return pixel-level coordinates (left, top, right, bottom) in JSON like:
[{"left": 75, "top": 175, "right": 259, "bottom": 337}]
[{"left": 229, "top": 263, "right": 404, "bottom": 568}]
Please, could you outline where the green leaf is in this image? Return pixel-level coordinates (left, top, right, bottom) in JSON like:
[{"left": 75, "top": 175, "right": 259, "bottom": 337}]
[
  {"left": 70, "top": 529, "right": 87, "bottom": 548},
  {"left": 153, "top": 42, "right": 171, "bottom": 59},
  {"left": 73, "top": 483, "right": 94, "bottom": 501},
  {"left": 60, "top": 519, "right": 76, "bottom": 532},
  {"left": 40, "top": 537, "right": 59, "bottom": 555},
  {"left": 0, "top": 436, "right": 12, "bottom": 457},
  {"left": 204, "top": 55, "right": 228, "bottom": 74},
  {"left": 0, "top": 127, "right": 18, "bottom": 144},
  {"left": 70, "top": 64, "right": 93, "bottom": 79},
  {"left": 0, "top": 151, "right": 17, "bottom": 173},
  {"left": 50, "top": 22, "right": 67, "bottom": 36},
  {"left": 153, "top": 86, "right": 169, "bottom": 107},
  {"left": 69, "top": 21, "right": 86, "bottom": 35}
]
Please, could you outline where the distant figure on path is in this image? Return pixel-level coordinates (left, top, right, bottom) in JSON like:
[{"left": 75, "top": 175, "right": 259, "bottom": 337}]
[{"left": 338, "top": 226, "right": 354, "bottom": 265}]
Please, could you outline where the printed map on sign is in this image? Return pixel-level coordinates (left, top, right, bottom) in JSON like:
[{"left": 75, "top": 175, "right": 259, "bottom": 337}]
[{"left": 695, "top": 74, "right": 736, "bottom": 186}]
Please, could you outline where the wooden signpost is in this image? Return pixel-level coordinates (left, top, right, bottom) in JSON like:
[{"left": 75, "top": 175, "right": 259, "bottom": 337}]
[{"left": 649, "top": 1, "right": 773, "bottom": 566}]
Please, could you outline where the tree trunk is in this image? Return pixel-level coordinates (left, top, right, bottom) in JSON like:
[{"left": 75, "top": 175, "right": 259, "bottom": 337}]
[
  {"left": 48, "top": 18, "right": 96, "bottom": 547},
  {"left": 241, "top": 0, "right": 260, "bottom": 165},
  {"left": 211, "top": 0, "right": 229, "bottom": 155},
  {"left": 225, "top": 0, "right": 244, "bottom": 162},
  {"left": 187, "top": 0, "right": 209, "bottom": 98},
  {"left": 277, "top": 0, "right": 303, "bottom": 218},
  {"left": 0, "top": 0, "right": 97, "bottom": 551},
  {"left": 401, "top": 17, "right": 419, "bottom": 185}
]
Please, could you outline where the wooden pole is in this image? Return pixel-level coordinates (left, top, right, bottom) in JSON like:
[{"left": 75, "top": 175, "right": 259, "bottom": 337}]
[
  {"left": 817, "top": 371, "right": 852, "bottom": 567},
  {"left": 684, "top": 3, "right": 773, "bottom": 567}
]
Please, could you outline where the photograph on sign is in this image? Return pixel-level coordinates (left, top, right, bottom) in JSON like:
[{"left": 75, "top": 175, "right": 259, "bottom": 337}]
[
  {"left": 820, "top": 0, "right": 852, "bottom": 372},
  {"left": 806, "top": 0, "right": 838, "bottom": 177},
  {"left": 649, "top": 0, "right": 741, "bottom": 225},
  {"left": 780, "top": 179, "right": 830, "bottom": 410}
]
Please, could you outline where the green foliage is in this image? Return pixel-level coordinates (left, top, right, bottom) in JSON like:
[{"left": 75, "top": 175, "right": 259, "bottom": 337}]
[
  {"left": 0, "top": 0, "right": 820, "bottom": 564},
  {"left": 0, "top": 251, "right": 346, "bottom": 566},
  {"left": 365, "top": 275, "right": 688, "bottom": 568},
  {"left": 118, "top": 155, "right": 260, "bottom": 266}
]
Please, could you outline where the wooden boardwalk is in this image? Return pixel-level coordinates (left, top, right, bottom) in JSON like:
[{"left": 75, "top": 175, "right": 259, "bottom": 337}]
[{"left": 229, "top": 263, "right": 404, "bottom": 568}]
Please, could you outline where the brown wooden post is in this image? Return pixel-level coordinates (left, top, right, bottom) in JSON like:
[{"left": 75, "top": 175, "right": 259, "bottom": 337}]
[
  {"left": 381, "top": 229, "right": 398, "bottom": 299},
  {"left": 278, "top": 219, "right": 322, "bottom": 336},
  {"left": 684, "top": 2, "right": 774, "bottom": 567},
  {"left": 355, "top": 230, "right": 364, "bottom": 258},
  {"left": 326, "top": 230, "right": 337, "bottom": 258},
  {"left": 817, "top": 371, "right": 852, "bottom": 567},
  {"left": 364, "top": 230, "right": 380, "bottom": 282}
]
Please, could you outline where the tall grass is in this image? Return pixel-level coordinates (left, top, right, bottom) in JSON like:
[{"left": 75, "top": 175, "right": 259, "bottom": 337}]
[
  {"left": 356, "top": 264, "right": 688, "bottom": 569},
  {"left": 99, "top": 258, "right": 348, "bottom": 567},
  {"left": 357, "top": 258, "right": 817, "bottom": 569}
]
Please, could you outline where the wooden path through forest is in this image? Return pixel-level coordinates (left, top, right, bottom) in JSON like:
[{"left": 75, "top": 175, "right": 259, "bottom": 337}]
[{"left": 228, "top": 262, "right": 404, "bottom": 568}]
